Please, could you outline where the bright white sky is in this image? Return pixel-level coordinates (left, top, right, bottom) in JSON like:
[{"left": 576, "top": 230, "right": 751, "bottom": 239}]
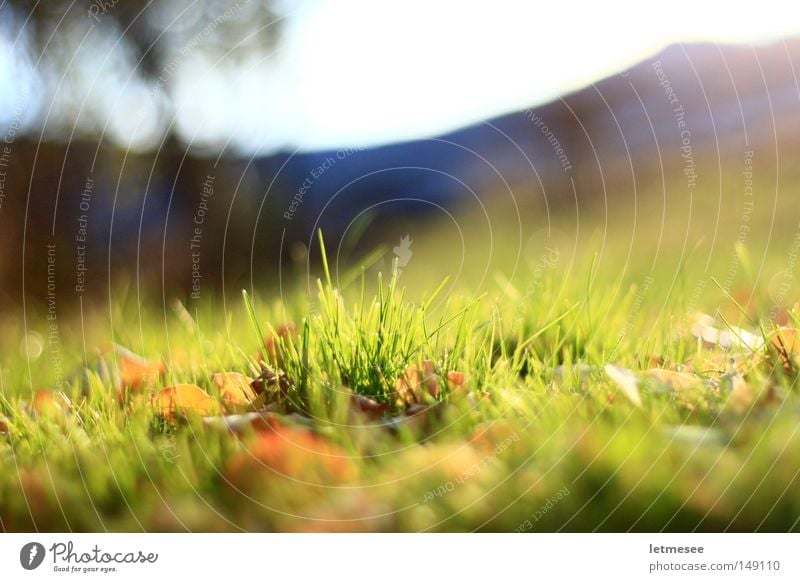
[
  {"left": 2, "top": 0, "right": 800, "bottom": 153},
  {"left": 276, "top": 0, "right": 800, "bottom": 151}
]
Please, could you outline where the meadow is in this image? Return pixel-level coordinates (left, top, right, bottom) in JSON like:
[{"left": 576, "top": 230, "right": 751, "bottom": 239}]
[{"left": 2, "top": 181, "right": 800, "bottom": 532}]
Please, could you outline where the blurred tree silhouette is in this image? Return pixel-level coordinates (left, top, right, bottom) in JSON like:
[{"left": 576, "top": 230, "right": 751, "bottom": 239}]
[
  {"left": 3, "top": 0, "right": 280, "bottom": 147},
  {"left": 0, "top": 1, "right": 287, "bottom": 310},
  {"left": 9, "top": 0, "right": 279, "bottom": 77}
]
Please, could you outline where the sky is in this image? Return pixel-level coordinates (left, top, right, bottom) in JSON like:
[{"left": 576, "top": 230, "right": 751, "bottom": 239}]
[{"left": 2, "top": 0, "right": 800, "bottom": 154}]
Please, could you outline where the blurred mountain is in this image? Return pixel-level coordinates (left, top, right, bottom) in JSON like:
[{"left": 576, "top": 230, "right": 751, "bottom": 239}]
[
  {"left": 276, "top": 39, "right": 800, "bottom": 229},
  {"left": 5, "top": 38, "right": 800, "bottom": 312}
]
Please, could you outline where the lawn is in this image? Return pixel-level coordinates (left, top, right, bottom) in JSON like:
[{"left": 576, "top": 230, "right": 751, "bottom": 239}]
[{"left": 2, "top": 190, "right": 800, "bottom": 532}]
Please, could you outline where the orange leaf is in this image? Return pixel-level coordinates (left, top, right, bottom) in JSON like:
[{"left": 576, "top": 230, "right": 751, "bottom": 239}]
[
  {"left": 446, "top": 371, "right": 466, "bottom": 391},
  {"left": 32, "top": 390, "right": 72, "bottom": 419},
  {"left": 212, "top": 372, "right": 257, "bottom": 408},
  {"left": 394, "top": 365, "right": 421, "bottom": 405},
  {"left": 772, "top": 327, "right": 799, "bottom": 369},
  {"left": 149, "top": 384, "right": 220, "bottom": 419},
  {"left": 394, "top": 360, "right": 440, "bottom": 405},
  {"left": 422, "top": 360, "right": 438, "bottom": 395},
  {"left": 115, "top": 345, "right": 166, "bottom": 391}
]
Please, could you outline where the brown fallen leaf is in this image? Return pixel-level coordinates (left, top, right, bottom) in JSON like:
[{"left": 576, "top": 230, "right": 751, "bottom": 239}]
[
  {"left": 350, "top": 393, "right": 391, "bottom": 420},
  {"left": 446, "top": 371, "right": 466, "bottom": 392},
  {"left": 422, "top": 360, "right": 439, "bottom": 397},
  {"left": 250, "top": 364, "right": 293, "bottom": 406},
  {"left": 394, "top": 360, "right": 440, "bottom": 405},
  {"left": 149, "top": 384, "right": 220, "bottom": 420},
  {"left": 771, "top": 326, "right": 799, "bottom": 371},
  {"left": 212, "top": 372, "right": 257, "bottom": 410},
  {"left": 115, "top": 345, "right": 166, "bottom": 391}
]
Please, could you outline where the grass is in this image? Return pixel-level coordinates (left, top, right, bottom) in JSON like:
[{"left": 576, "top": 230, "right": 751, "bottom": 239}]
[{"left": 2, "top": 195, "right": 800, "bottom": 532}]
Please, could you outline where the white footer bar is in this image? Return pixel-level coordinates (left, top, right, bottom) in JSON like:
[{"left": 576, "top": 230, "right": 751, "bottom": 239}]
[{"left": 0, "top": 533, "right": 796, "bottom": 580}]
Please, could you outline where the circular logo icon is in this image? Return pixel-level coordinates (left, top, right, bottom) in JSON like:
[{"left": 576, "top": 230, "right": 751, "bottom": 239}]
[{"left": 20, "top": 542, "right": 46, "bottom": 570}]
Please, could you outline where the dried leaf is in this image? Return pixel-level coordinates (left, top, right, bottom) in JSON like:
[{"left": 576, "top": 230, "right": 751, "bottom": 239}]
[
  {"left": 149, "top": 384, "right": 220, "bottom": 420},
  {"left": 394, "top": 365, "right": 421, "bottom": 405},
  {"left": 350, "top": 393, "right": 391, "bottom": 420},
  {"left": 212, "top": 372, "right": 257, "bottom": 409},
  {"left": 250, "top": 365, "right": 293, "bottom": 406},
  {"left": 115, "top": 345, "right": 166, "bottom": 391},
  {"left": 32, "top": 390, "right": 72, "bottom": 419},
  {"left": 771, "top": 326, "right": 799, "bottom": 370},
  {"left": 422, "top": 360, "right": 439, "bottom": 397},
  {"left": 394, "top": 360, "right": 440, "bottom": 405},
  {"left": 604, "top": 364, "right": 642, "bottom": 407},
  {"left": 446, "top": 371, "right": 466, "bottom": 391}
]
